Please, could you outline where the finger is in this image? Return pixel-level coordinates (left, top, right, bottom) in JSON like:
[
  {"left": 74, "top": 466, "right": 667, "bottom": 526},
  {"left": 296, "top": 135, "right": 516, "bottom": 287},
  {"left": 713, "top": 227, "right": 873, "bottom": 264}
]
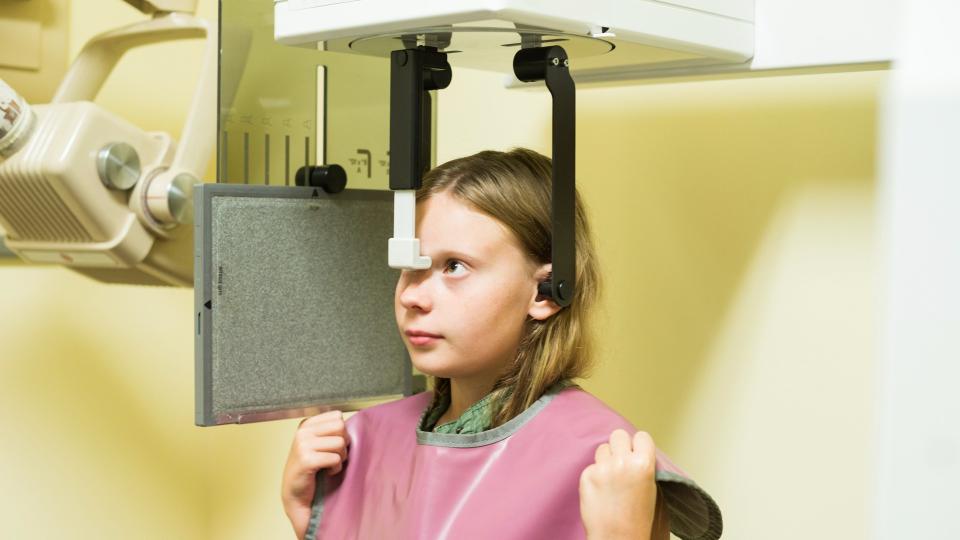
[
  {"left": 300, "top": 410, "right": 344, "bottom": 428},
  {"left": 295, "top": 421, "right": 346, "bottom": 453},
  {"left": 609, "top": 429, "right": 632, "bottom": 458},
  {"left": 303, "top": 418, "right": 347, "bottom": 438},
  {"left": 327, "top": 462, "right": 343, "bottom": 476},
  {"left": 632, "top": 431, "right": 655, "bottom": 455},
  {"left": 579, "top": 463, "right": 597, "bottom": 490},
  {"left": 299, "top": 410, "right": 342, "bottom": 427},
  {"left": 300, "top": 451, "right": 343, "bottom": 473},
  {"left": 594, "top": 442, "right": 612, "bottom": 463},
  {"left": 630, "top": 431, "right": 657, "bottom": 477},
  {"left": 309, "top": 435, "right": 348, "bottom": 456}
]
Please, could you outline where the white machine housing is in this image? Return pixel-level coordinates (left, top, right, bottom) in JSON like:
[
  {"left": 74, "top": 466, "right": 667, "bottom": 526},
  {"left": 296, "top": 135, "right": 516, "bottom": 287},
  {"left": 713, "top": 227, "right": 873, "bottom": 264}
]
[
  {"left": 275, "top": 0, "right": 755, "bottom": 73},
  {"left": 275, "top": 0, "right": 755, "bottom": 269}
]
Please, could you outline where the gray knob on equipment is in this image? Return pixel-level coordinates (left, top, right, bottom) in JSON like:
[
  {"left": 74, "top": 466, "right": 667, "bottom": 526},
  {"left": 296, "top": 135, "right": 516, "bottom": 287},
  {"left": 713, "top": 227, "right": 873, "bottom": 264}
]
[
  {"left": 167, "top": 172, "right": 196, "bottom": 225},
  {"left": 97, "top": 142, "right": 141, "bottom": 191}
]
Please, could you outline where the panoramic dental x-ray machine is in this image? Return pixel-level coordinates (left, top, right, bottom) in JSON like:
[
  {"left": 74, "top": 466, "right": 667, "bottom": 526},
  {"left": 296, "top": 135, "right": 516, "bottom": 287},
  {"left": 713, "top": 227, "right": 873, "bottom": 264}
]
[{"left": 1, "top": 0, "right": 756, "bottom": 425}]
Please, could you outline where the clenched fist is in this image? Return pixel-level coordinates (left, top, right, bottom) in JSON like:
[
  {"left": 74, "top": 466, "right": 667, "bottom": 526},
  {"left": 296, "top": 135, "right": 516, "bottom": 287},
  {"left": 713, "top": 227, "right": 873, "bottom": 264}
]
[
  {"left": 281, "top": 410, "right": 351, "bottom": 539},
  {"left": 579, "top": 429, "right": 668, "bottom": 540}
]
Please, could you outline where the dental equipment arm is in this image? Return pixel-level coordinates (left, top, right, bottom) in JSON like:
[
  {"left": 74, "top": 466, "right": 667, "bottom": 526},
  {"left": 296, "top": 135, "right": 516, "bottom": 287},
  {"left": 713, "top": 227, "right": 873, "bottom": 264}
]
[
  {"left": 513, "top": 46, "right": 577, "bottom": 307},
  {"left": 0, "top": 0, "right": 215, "bottom": 286},
  {"left": 387, "top": 47, "right": 451, "bottom": 270}
]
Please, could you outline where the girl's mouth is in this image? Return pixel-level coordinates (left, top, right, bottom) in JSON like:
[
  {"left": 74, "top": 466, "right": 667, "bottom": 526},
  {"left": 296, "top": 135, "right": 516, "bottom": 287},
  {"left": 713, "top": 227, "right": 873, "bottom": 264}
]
[{"left": 406, "top": 329, "right": 442, "bottom": 346}]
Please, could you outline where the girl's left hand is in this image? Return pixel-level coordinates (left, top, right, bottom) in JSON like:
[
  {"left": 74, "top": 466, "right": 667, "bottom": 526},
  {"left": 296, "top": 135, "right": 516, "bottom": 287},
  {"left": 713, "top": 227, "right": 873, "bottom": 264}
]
[{"left": 579, "top": 429, "right": 666, "bottom": 540}]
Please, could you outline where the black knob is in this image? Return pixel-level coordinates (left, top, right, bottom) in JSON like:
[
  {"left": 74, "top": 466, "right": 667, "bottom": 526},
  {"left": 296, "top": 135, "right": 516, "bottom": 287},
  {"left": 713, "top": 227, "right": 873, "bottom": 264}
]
[{"left": 295, "top": 164, "right": 347, "bottom": 194}]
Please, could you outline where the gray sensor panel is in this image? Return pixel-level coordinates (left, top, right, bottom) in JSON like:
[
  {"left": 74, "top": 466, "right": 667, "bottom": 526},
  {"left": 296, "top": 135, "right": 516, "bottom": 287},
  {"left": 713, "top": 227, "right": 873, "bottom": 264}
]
[{"left": 195, "top": 184, "right": 411, "bottom": 426}]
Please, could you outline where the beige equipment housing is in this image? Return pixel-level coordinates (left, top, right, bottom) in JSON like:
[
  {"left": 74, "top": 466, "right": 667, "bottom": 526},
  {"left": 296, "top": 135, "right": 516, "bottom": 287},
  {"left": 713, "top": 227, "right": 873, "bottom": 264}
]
[{"left": 0, "top": 0, "right": 214, "bottom": 286}]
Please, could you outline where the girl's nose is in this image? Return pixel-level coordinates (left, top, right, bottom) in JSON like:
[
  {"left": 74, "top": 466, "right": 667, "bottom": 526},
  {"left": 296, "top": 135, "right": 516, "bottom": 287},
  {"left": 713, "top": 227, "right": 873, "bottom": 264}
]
[{"left": 398, "top": 271, "right": 433, "bottom": 313}]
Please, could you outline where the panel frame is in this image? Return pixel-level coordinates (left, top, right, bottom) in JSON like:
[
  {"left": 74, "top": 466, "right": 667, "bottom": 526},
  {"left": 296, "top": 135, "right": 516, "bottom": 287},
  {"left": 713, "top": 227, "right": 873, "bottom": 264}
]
[{"left": 194, "top": 183, "right": 413, "bottom": 426}]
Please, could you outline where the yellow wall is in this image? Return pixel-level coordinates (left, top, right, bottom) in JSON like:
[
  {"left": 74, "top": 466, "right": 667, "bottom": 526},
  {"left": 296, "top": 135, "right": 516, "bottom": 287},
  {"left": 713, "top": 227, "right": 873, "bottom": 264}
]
[
  {"left": 0, "top": 1, "right": 880, "bottom": 538},
  {"left": 2, "top": 1, "right": 296, "bottom": 538},
  {"left": 579, "top": 74, "right": 877, "bottom": 539},
  {"left": 0, "top": 0, "right": 69, "bottom": 103}
]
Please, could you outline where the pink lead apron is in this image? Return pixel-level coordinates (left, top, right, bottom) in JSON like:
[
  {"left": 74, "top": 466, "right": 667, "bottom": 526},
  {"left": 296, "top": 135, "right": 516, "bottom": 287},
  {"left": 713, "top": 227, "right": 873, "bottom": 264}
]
[{"left": 307, "top": 386, "right": 722, "bottom": 540}]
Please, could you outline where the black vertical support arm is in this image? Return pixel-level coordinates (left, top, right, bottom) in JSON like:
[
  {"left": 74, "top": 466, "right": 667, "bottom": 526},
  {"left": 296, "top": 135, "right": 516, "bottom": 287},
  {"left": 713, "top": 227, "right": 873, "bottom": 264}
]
[
  {"left": 514, "top": 46, "right": 576, "bottom": 307},
  {"left": 389, "top": 47, "right": 451, "bottom": 191}
]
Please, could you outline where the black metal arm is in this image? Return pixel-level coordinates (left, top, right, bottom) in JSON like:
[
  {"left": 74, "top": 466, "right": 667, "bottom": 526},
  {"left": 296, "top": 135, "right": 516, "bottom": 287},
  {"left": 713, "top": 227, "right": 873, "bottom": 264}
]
[
  {"left": 389, "top": 47, "right": 452, "bottom": 190},
  {"left": 514, "top": 46, "right": 576, "bottom": 307},
  {"left": 387, "top": 44, "right": 575, "bottom": 308}
]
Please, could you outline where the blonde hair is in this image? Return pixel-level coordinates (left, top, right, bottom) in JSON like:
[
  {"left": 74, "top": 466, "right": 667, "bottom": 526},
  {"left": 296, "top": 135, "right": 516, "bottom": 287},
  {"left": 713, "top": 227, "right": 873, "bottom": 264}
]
[{"left": 417, "top": 148, "right": 600, "bottom": 428}]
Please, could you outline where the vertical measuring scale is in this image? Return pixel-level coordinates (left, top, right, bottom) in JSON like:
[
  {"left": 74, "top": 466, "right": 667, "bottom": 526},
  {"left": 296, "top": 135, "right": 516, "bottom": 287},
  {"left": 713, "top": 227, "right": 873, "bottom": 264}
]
[
  {"left": 218, "top": 0, "right": 322, "bottom": 186},
  {"left": 219, "top": 0, "right": 395, "bottom": 189}
]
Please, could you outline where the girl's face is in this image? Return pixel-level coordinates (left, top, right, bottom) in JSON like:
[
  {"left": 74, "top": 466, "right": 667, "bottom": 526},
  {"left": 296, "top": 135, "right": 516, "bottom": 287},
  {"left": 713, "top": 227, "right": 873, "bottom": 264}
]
[{"left": 395, "top": 190, "right": 557, "bottom": 386}]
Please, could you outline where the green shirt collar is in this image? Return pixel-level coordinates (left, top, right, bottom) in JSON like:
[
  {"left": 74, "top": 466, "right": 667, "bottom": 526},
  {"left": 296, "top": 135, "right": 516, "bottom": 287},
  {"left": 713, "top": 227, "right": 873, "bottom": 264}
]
[
  {"left": 419, "top": 380, "right": 575, "bottom": 435},
  {"left": 420, "top": 391, "right": 495, "bottom": 435}
]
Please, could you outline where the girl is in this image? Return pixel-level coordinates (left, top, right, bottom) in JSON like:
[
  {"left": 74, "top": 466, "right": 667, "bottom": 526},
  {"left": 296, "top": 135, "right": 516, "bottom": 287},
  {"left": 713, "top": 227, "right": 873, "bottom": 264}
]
[{"left": 281, "top": 149, "right": 721, "bottom": 540}]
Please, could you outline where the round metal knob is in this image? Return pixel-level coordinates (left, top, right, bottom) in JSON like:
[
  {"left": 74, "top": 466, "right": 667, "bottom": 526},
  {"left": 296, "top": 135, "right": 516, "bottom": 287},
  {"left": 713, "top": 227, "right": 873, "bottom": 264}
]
[
  {"left": 167, "top": 172, "right": 196, "bottom": 225},
  {"left": 97, "top": 142, "right": 141, "bottom": 191},
  {"left": 145, "top": 169, "right": 196, "bottom": 226}
]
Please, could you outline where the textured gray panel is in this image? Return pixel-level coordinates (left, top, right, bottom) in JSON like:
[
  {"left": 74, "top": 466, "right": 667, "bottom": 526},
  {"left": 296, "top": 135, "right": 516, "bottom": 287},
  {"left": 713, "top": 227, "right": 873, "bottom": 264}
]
[{"left": 195, "top": 185, "right": 409, "bottom": 425}]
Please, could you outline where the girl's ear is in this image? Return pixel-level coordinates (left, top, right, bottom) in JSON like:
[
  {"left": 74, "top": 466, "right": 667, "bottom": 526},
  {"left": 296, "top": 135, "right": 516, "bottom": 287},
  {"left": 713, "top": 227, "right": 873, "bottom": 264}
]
[{"left": 528, "top": 263, "right": 563, "bottom": 321}]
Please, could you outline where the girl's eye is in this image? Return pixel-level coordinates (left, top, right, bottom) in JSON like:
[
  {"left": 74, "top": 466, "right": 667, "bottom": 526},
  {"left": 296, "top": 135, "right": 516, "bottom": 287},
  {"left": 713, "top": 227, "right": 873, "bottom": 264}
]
[{"left": 443, "top": 259, "right": 467, "bottom": 276}]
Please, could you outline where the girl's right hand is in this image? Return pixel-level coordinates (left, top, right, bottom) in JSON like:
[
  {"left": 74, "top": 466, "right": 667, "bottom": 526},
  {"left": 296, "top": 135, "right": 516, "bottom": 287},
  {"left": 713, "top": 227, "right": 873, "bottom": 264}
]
[{"left": 281, "top": 410, "right": 351, "bottom": 539}]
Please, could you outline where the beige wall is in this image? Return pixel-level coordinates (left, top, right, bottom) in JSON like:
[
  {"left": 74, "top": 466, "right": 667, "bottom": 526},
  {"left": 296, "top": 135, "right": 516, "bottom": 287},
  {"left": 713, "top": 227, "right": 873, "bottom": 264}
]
[
  {"left": 0, "top": 1, "right": 880, "bottom": 537},
  {"left": 0, "top": 0, "right": 69, "bottom": 103},
  {"left": 578, "top": 74, "right": 877, "bottom": 539},
  {"left": 2, "top": 1, "right": 294, "bottom": 538}
]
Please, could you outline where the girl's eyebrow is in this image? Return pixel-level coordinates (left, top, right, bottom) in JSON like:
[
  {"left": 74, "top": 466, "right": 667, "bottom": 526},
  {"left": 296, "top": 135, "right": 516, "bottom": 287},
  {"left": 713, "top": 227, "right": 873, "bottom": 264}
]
[{"left": 429, "top": 249, "right": 481, "bottom": 265}]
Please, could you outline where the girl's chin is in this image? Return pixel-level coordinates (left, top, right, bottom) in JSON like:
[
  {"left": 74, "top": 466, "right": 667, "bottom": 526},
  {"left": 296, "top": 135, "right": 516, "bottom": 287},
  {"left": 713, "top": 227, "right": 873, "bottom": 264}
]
[
  {"left": 410, "top": 355, "right": 464, "bottom": 379},
  {"left": 410, "top": 364, "right": 458, "bottom": 379}
]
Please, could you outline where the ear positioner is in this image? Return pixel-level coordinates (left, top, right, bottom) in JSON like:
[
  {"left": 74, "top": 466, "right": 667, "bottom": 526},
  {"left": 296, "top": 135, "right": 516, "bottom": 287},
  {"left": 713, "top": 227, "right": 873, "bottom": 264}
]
[{"left": 383, "top": 30, "right": 581, "bottom": 308}]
